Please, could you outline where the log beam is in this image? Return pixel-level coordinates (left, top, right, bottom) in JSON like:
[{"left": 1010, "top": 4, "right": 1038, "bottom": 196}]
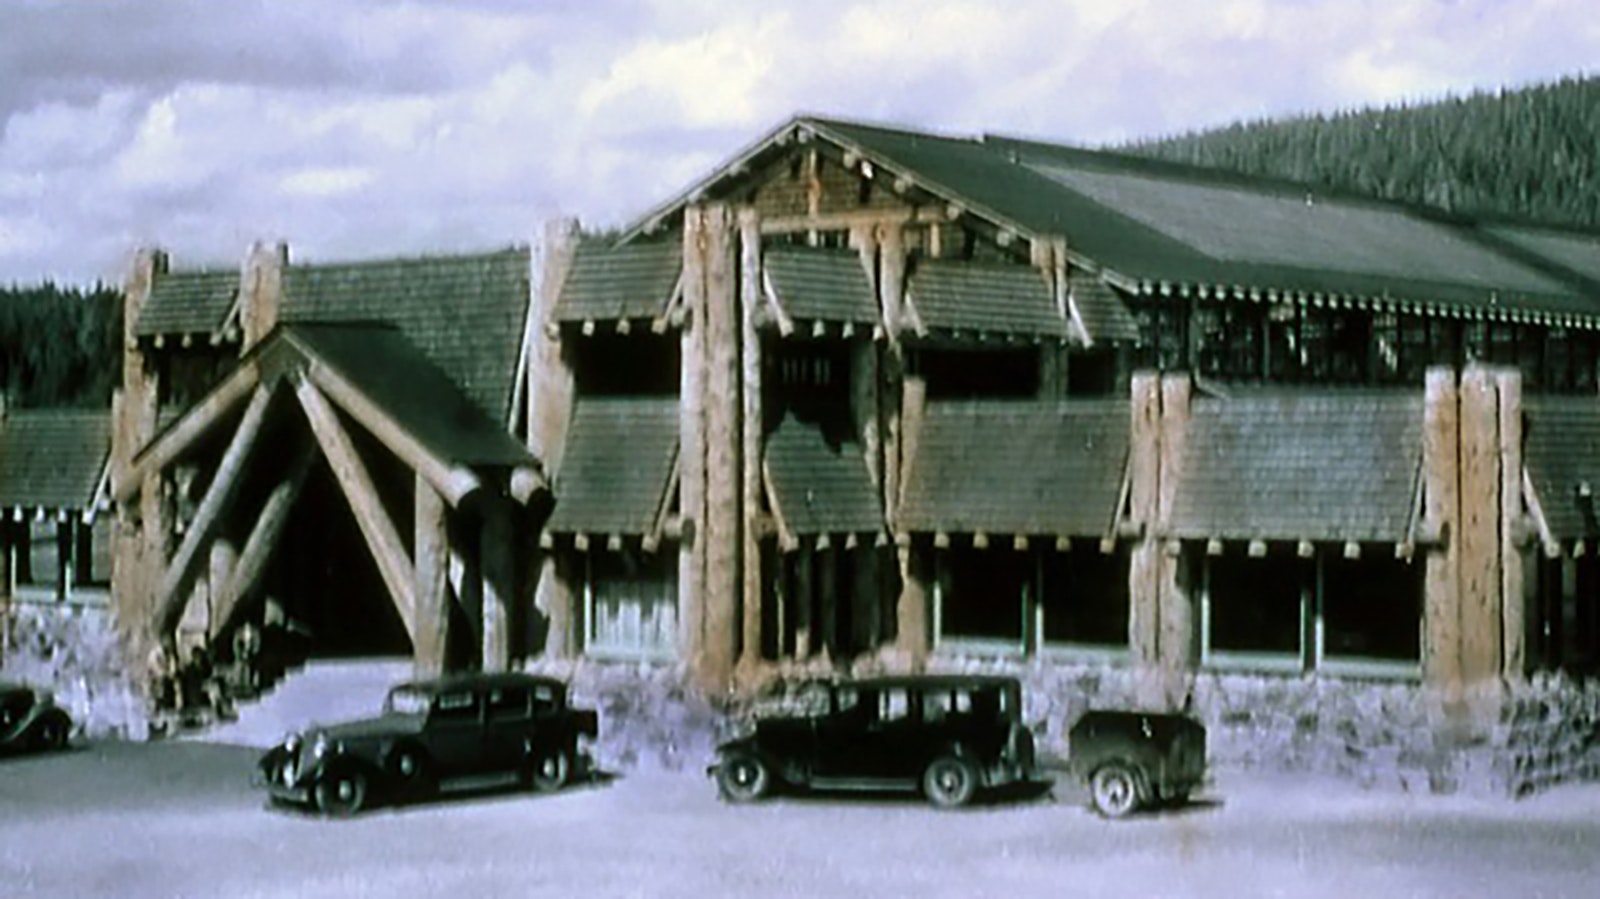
[
  {"left": 154, "top": 384, "right": 275, "bottom": 634},
  {"left": 296, "top": 377, "right": 417, "bottom": 643},
  {"left": 481, "top": 497, "right": 515, "bottom": 672},
  {"left": 115, "top": 361, "right": 261, "bottom": 503},
  {"left": 210, "top": 443, "right": 316, "bottom": 640},
  {"left": 413, "top": 471, "right": 451, "bottom": 678}
]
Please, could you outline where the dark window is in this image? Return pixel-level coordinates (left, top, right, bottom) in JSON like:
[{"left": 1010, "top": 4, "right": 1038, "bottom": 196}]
[
  {"left": 1208, "top": 551, "right": 1305, "bottom": 655},
  {"left": 572, "top": 334, "right": 679, "bottom": 396},
  {"left": 909, "top": 346, "right": 1039, "bottom": 399},
  {"left": 1131, "top": 299, "right": 1189, "bottom": 371},
  {"left": 1322, "top": 553, "right": 1422, "bottom": 662},
  {"left": 1041, "top": 547, "right": 1129, "bottom": 646},
  {"left": 1066, "top": 347, "right": 1119, "bottom": 396},
  {"left": 765, "top": 340, "right": 854, "bottom": 439},
  {"left": 1194, "top": 303, "right": 1263, "bottom": 381},
  {"left": 488, "top": 687, "right": 530, "bottom": 721},
  {"left": 938, "top": 547, "right": 1026, "bottom": 644}
]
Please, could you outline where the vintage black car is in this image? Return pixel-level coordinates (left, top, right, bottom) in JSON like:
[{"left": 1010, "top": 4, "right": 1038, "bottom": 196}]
[
  {"left": 1067, "top": 709, "right": 1207, "bottom": 818},
  {"left": 256, "top": 672, "right": 599, "bottom": 816},
  {"left": 0, "top": 680, "right": 71, "bottom": 754},
  {"left": 711, "top": 675, "right": 1037, "bottom": 808}
]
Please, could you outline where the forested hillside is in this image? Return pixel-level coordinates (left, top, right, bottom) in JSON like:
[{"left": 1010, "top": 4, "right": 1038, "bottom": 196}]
[
  {"left": 1127, "top": 75, "right": 1600, "bottom": 228},
  {"left": 0, "top": 283, "right": 121, "bottom": 408}
]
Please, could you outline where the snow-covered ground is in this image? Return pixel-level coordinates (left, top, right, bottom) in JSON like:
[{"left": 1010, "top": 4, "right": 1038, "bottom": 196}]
[{"left": 2, "top": 740, "right": 1597, "bottom": 899}]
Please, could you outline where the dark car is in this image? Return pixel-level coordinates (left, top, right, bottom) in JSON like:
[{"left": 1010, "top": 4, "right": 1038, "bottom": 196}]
[
  {"left": 711, "top": 675, "right": 1037, "bottom": 808},
  {"left": 1067, "top": 709, "right": 1207, "bottom": 818},
  {"left": 0, "top": 680, "right": 71, "bottom": 755},
  {"left": 256, "top": 672, "right": 599, "bottom": 816}
]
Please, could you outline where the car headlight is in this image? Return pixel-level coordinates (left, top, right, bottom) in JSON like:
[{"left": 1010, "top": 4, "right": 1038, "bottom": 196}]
[{"left": 311, "top": 734, "right": 329, "bottom": 758}]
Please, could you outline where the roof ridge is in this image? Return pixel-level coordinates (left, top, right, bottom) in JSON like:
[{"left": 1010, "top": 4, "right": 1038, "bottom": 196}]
[{"left": 287, "top": 245, "right": 527, "bottom": 274}]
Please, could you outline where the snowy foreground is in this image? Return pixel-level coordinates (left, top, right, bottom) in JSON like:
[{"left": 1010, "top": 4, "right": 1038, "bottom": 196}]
[{"left": 2, "top": 741, "right": 1598, "bottom": 899}]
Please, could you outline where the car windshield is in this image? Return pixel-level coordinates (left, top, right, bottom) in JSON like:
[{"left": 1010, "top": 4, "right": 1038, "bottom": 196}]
[{"left": 385, "top": 688, "right": 430, "bottom": 717}]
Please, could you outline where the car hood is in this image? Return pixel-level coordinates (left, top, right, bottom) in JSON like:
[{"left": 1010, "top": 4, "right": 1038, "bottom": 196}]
[{"left": 305, "top": 714, "right": 426, "bottom": 743}]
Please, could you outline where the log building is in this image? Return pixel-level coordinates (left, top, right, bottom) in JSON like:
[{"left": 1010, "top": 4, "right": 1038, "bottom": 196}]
[{"left": 104, "top": 115, "right": 1600, "bottom": 785}]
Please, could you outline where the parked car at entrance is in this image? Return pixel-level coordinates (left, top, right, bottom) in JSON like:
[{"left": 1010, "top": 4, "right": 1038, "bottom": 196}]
[
  {"left": 711, "top": 675, "right": 1038, "bottom": 808},
  {"left": 255, "top": 672, "right": 598, "bottom": 816},
  {"left": 1067, "top": 709, "right": 1207, "bottom": 818},
  {"left": 0, "top": 680, "right": 72, "bottom": 755}
]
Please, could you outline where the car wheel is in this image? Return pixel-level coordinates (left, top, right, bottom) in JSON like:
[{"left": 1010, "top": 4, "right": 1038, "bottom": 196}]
[
  {"left": 922, "top": 756, "right": 978, "bottom": 809},
  {"left": 716, "top": 753, "right": 771, "bottom": 803},
  {"left": 314, "top": 770, "right": 369, "bottom": 817},
  {"left": 1089, "top": 763, "right": 1141, "bottom": 819},
  {"left": 32, "top": 714, "right": 69, "bottom": 752},
  {"left": 528, "top": 748, "right": 572, "bottom": 793}
]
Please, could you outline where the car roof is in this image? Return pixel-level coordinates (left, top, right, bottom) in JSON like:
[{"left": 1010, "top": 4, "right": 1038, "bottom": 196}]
[{"left": 390, "top": 672, "right": 567, "bottom": 695}]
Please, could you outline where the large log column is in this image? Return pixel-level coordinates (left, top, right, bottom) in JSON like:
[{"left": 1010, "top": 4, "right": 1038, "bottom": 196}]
[
  {"left": 530, "top": 219, "right": 579, "bottom": 660},
  {"left": 894, "top": 378, "right": 927, "bottom": 665},
  {"left": 240, "top": 241, "right": 286, "bottom": 349},
  {"left": 1423, "top": 368, "right": 1462, "bottom": 700},
  {"left": 113, "top": 249, "right": 168, "bottom": 675},
  {"left": 737, "top": 209, "right": 764, "bottom": 677},
  {"left": 1128, "top": 371, "right": 1163, "bottom": 705},
  {"left": 480, "top": 497, "right": 514, "bottom": 672},
  {"left": 414, "top": 472, "right": 451, "bottom": 678},
  {"left": 1156, "top": 374, "right": 1195, "bottom": 708},
  {"left": 1497, "top": 369, "right": 1527, "bottom": 681},
  {"left": 679, "top": 211, "right": 707, "bottom": 674},
  {"left": 699, "top": 203, "right": 740, "bottom": 690}
]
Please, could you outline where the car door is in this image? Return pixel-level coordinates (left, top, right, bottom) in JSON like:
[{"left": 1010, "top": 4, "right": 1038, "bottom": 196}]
[
  {"left": 482, "top": 685, "right": 532, "bottom": 774},
  {"left": 816, "top": 686, "right": 917, "bottom": 783},
  {"left": 421, "top": 688, "right": 485, "bottom": 779},
  {"left": 812, "top": 685, "right": 873, "bottom": 779}
]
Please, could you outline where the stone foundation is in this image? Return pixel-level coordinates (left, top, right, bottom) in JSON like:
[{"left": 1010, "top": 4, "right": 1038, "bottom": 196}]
[{"left": 0, "top": 602, "right": 149, "bottom": 740}]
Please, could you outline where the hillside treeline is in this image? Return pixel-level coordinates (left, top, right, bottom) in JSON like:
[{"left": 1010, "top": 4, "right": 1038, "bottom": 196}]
[
  {"left": 1128, "top": 75, "right": 1600, "bottom": 229},
  {"left": 0, "top": 283, "right": 122, "bottom": 408}
]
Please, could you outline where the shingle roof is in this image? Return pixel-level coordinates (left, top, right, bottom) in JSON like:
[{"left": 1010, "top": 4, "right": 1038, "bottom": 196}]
[
  {"left": 135, "top": 269, "right": 237, "bottom": 337},
  {"left": 1480, "top": 223, "right": 1600, "bottom": 289},
  {"left": 1169, "top": 392, "right": 1422, "bottom": 542},
  {"left": 555, "top": 240, "right": 680, "bottom": 322},
  {"left": 282, "top": 324, "right": 534, "bottom": 468},
  {"left": 282, "top": 248, "right": 528, "bottom": 424},
  {"left": 0, "top": 410, "right": 111, "bottom": 511},
  {"left": 546, "top": 397, "right": 678, "bottom": 535},
  {"left": 1070, "top": 272, "right": 1140, "bottom": 343},
  {"left": 764, "top": 416, "right": 882, "bottom": 535},
  {"left": 908, "top": 258, "right": 1067, "bottom": 337},
  {"left": 898, "top": 399, "right": 1128, "bottom": 536},
  {"left": 764, "top": 248, "right": 878, "bottom": 324},
  {"left": 1523, "top": 395, "right": 1600, "bottom": 540},
  {"left": 626, "top": 115, "right": 1600, "bottom": 325}
]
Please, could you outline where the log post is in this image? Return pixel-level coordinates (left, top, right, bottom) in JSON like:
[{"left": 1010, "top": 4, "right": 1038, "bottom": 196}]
[
  {"left": 1157, "top": 373, "right": 1194, "bottom": 708},
  {"left": 1423, "top": 367, "right": 1462, "bottom": 700},
  {"left": 738, "top": 209, "right": 764, "bottom": 675},
  {"left": 240, "top": 241, "right": 287, "bottom": 350},
  {"left": 878, "top": 223, "right": 907, "bottom": 533},
  {"left": 1497, "top": 368, "right": 1526, "bottom": 682},
  {"left": 113, "top": 248, "right": 167, "bottom": 674},
  {"left": 529, "top": 219, "right": 579, "bottom": 471},
  {"left": 1128, "top": 371, "right": 1163, "bottom": 706},
  {"left": 679, "top": 208, "right": 707, "bottom": 671},
  {"left": 700, "top": 203, "right": 740, "bottom": 690},
  {"left": 794, "top": 544, "right": 813, "bottom": 660},
  {"left": 894, "top": 543, "right": 927, "bottom": 668},
  {"left": 480, "top": 497, "right": 514, "bottom": 672},
  {"left": 536, "top": 553, "right": 574, "bottom": 660},
  {"left": 414, "top": 472, "right": 451, "bottom": 677},
  {"left": 295, "top": 378, "right": 417, "bottom": 643},
  {"left": 1458, "top": 366, "right": 1503, "bottom": 713}
]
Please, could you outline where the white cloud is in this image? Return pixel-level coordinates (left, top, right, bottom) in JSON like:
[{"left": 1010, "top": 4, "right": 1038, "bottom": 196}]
[{"left": 0, "top": 0, "right": 1597, "bottom": 284}]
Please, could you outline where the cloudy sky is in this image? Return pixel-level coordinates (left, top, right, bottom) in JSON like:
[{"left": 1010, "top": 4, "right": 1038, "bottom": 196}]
[{"left": 1, "top": 0, "right": 1596, "bottom": 286}]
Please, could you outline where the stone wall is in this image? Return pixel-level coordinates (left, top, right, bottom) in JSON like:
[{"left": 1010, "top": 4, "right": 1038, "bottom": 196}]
[
  {"left": 1498, "top": 672, "right": 1600, "bottom": 795},
  {"left": 0, "top": 602, "right": 149, "bottom": 740}
]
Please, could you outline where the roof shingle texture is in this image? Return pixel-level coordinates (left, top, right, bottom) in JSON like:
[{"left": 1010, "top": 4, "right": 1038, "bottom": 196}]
[
  {"left": 800, "top": 119, "right": 1598, "bottom": 320},
  {"left": 0, "top": 410, "right": 111, "bottom": 510},
  {"left": 555, "top": 240, "right": 681, "bottom": 322},
  {"left": 135, "top": 270, "right": 238, "bottom": 337},
  {"left": 1169, "top": 392, "right": 1422, "bottom": 542},
  {"left": 282, "top": 248, "right": 528, "bottom": 424},
  {"left": 764, "top": 249, "right": 879, "bottom": 324},
  {"left": 546, "top": 397, "right": 678, "bottom": 534},
  {"left": 909, "top": 259, "right": 1067, "bottom": 337},
  {"left": 1523, "top": 395, "right": 1600, "bottom": 540},
  {"left": 764, "top": 416, "right": 882, "bottom": 535},
  {"left": 898, "top": 399, "right": 1128, "bottom": 536},
  {"left": 1070, "top": 273, "right": 1141, "bottom": 343},
  {"left": 284, "top": 324, "right": 534, "bottom": 468}
]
